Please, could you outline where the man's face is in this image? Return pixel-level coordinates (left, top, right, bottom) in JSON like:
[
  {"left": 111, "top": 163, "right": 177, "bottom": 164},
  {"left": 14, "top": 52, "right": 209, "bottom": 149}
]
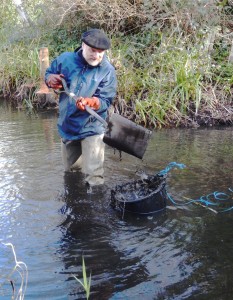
[{"left": 82, "top": 42, "right": 105, "bottom": 66}]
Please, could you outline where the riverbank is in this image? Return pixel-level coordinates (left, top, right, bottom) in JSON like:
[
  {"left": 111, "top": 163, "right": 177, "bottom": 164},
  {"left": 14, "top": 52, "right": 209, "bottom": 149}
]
[
  {"left": 4, "top": 89, "right": 232, "bottom": 129},
  {"left": 121, "top": 99, "right": 233, "bottom": 128},
  {"left": 0, "top": 1, "right": 232, "bottom": 129}
]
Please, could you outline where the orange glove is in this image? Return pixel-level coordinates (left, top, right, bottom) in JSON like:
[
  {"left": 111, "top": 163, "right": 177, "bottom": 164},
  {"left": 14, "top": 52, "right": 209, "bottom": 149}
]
[
  {"left": 76, "top": 97, "right": 100, "bottom": 111},
  {"left": 47, "top": 74, "right": 65, "bottom": 89}
]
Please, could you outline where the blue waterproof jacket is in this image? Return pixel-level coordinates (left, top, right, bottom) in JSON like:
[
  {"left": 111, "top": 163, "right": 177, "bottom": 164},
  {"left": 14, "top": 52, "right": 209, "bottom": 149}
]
[{"left": 45, "top": 48, "right": 117, "bottom": 141}]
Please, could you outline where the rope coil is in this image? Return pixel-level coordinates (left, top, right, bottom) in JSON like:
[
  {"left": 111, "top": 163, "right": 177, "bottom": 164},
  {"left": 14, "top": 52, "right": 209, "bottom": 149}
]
[{"left": 160, "top": 162, "right": 233, "bottom": 213}]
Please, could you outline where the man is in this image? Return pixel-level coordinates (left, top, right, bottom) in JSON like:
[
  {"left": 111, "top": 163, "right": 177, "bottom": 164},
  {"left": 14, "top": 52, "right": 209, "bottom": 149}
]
[{"left": 45, "top": 28, "right": 117, "bottom": 186}]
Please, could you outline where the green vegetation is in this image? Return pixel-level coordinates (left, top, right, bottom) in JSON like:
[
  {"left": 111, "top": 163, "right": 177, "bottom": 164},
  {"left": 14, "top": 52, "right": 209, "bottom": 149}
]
[
  {"left": 73, "top": 256, "right": 91, "bottom": 300},
  {"left": 0, "top": 0, "right": 232, "bottom": 127}
]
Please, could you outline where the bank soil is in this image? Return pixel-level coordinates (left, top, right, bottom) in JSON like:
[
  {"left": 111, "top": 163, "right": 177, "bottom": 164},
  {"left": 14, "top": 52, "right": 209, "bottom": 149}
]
[
  {"left": 4, "top": 88, "right": 233, "bottom": 129},
  {"left": 115, "top": 103, "right": 232, "bottom": 129}
]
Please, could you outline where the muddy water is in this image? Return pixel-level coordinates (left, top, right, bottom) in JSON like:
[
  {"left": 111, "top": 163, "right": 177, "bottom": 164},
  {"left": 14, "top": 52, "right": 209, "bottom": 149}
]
[{"left": 0, "top": 100, "right": 232, "bottom": 299}]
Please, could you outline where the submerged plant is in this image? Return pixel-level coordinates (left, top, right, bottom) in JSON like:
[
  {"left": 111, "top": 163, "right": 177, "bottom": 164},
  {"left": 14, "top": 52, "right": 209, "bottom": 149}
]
[{"left": 73, "top": 256, "right": 91, "bottom": 300}]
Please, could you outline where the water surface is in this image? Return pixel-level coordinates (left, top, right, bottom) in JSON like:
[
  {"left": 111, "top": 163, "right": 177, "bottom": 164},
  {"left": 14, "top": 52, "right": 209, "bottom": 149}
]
[{"left": 0, "top": 100, "right": 232, "bottom": 299}]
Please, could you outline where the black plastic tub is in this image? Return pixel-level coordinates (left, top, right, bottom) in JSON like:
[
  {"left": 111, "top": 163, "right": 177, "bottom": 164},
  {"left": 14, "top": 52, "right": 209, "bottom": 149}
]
[{"left": 111, "top": 174, "right": 167, "bottom": 215}]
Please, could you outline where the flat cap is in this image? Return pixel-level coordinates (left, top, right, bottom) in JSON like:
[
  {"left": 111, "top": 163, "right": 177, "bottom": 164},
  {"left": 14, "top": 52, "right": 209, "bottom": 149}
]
[{"left": 81, "top": 29, "right": 111, "bottom": 50}]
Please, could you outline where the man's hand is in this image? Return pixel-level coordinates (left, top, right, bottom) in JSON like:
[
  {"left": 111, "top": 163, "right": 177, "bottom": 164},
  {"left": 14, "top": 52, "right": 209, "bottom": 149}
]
[
  {"left": 76, "top": 97, "right": 100, "bottom": 111},
  {"left": 47, "top": 74, "right": 65, "bottom": 89}
]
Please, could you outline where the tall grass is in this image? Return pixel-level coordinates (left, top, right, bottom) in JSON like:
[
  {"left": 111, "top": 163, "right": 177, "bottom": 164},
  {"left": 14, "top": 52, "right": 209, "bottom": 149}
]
[
  {"left": 113, "top": 30, "right": 215, "bottom": 127},
  {"left": 0, "top": 40, "right": 40, "bottom": 98}
]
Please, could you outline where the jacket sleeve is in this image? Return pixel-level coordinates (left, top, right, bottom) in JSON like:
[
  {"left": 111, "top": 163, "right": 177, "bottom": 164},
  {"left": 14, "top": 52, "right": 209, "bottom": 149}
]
[
  {"left": 94, "top": 68, "right": 117, "bottom": 113},
  {"left": 44, "top": 56, "right": 62, "bottom": 85}
]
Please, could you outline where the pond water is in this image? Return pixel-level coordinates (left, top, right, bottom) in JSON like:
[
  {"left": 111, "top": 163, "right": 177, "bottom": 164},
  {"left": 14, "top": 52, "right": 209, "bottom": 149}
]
[{"left": 0, "top": 100, "right": 232, "bottom": 300}]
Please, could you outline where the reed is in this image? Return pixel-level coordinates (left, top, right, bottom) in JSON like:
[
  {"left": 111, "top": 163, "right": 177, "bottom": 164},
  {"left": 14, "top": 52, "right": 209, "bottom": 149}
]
[
  {"left": 73, "top": 256, "right": 91, "bottom": 300},
  {"left": 113, "top": 31, "right": 210, "bottom": 126},
  {"left": 0, "top": 41, "right": 40, "bottom": 98}
]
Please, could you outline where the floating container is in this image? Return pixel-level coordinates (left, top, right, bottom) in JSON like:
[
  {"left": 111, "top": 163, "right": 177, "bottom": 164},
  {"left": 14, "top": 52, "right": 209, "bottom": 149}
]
[{"left": 111, "top": 174, "right": 167, "bottom": 215}]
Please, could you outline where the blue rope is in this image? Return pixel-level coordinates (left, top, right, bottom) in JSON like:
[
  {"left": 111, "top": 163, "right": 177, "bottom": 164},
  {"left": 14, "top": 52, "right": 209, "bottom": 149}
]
[
  {"left": 167, "top": 191, "right": 232, "bottom": 208},
  {"left": 160, "top": 162, "right": 233, "bottom": 213},
  {"left": 158, "top": 162, "right": 186, "bottom": 176},
  {"left": 169, "top": 190, "right": 233, "bottom": 213},
  {"left": 219, "top": 206, "right": 233, "bottom": 212}
]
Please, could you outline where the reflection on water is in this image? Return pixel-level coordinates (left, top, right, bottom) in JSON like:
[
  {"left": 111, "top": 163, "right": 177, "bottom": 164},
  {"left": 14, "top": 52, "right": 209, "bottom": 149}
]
[
  {"left": 58, "top": 172, "right": 149, "bottom": 299},
  {"left": 0, "top": 99, "right": 232, "bottom": 299}
]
